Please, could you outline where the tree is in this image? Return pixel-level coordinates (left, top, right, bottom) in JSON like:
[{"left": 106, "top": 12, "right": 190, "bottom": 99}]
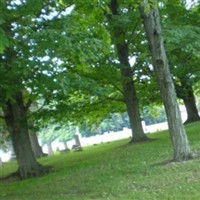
[
  {"left": 37, "top": 0, "right": 148, "bottom": 143},
  {"left": 160, "top": 0, "right": 200, "bottom": 124},
  {"left": 140, "top": 0, "right": 193, "bottom": 161},
  {"left": 32, "top": 0, "right": 148, "bottom": 143},
  {"left": 38, "top": 125, "right": 58, "bottom": 155},
  {"left": 3, "top": 92, "right": 44, "bottom": 178},
  {"left": 107, "top": 0, "right": 148, "bottom": 142},
  {"left": 0, "top": 0, "right": 68, "bottom": 178},
  {"left": 176, "top": 79, "right": 200, "bottom": 124},
  {"left": 56, "top": 123, "right": 76, "bottom": 147},
  {"left": 29, "top": 131, "right": 44, "bottom": 158}
]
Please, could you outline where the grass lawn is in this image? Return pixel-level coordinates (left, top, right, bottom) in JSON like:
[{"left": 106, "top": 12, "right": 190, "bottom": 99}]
[{"left": 0, "top": 122, "right": 200, "bottom": 200}]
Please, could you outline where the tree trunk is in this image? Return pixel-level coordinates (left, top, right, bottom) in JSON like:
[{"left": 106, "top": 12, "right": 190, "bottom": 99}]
[
  {"left": 109, "top": 0, "right": 148, "bottom": 142},
  {"left": 63, "top": 142, "right": 68, "bottom": 150},
  {"left": 119, "top": 49, "right": 148, "bottom": 142},
  {"left": 140, "top": 0, "right": 193, "bottom": 161},
  {"left": 176, "top": 81, "right": 200, "bottom": 124},
  {"left": 29, "top": 131, "right": 44, "bottom": 158},
  {"left": 183, "top": 91, "right": 200, "bottom": 124},
  {"left": 3, "top": 92, "right": 44, "bottom": 179},
  {"left": 47, "top": 142, "right": 54, "bottom": 156},
  {"left": 72, "top": 134, "right": 83, "bottom": 151}
]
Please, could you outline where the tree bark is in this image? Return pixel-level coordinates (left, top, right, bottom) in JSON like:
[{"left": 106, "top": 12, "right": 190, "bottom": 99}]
[
  {"left": 118, "top": 43, "right": 148, "bottom": 142},
  {"left": 176, "top": 81, "right": 200, "bottom": 124},
  {"left": 140, "top": 0, "right": 193, "bottom": 161},
  {"left": 109, "top": 0, "right": 148, "bottom": 142},
  {"left": 3, "top": 91, "right": 44, "bottom": 179},
  {"left": 29, "top": 131, "right": 44, "bottom": 158},
  {"left": 183, "top": 92, "right": 200, "bottom": 124}
]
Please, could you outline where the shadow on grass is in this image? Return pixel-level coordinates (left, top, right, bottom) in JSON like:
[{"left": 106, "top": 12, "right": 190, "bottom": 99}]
[
  {"left": 127, "top": 137, "right": 158, "bottom": 145},
  {"left": 152, "top": 151, "right": 200, "bottom": 167},
  {"left": 0, "top": 165, "right": 53, "bottom": 183}
]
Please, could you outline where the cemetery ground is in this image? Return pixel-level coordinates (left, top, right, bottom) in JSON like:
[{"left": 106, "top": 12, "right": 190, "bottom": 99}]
[{"left": 0, "top": 122, "right": 200, "bottom": 200}]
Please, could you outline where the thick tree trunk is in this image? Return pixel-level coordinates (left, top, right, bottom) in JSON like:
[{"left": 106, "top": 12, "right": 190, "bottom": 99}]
[
  {"left": 140, "top": 0, "right": 193, "bottom": 161},
  {"left": 3, "top": 92, "right": 44, "bottom": 179},
  {"left": 109, "top": 0, "right": 148, "bottom": 142},
  {"left": 29, "top": 131, "right": 44, "bottom": 158},
  {"left": 176, "top": 82, "right": 200, "bottom": 124},
  {"left": 183, "top": 93, "right": 200, "bottom": 124},
  {"left": 119, "top": 45, "right": 148, "bottom": 142}
]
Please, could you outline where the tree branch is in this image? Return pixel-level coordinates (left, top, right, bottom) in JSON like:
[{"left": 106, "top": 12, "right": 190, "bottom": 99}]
[
  {"left": 126, "top": 19, "right": 140, "bottom": 45},
  {"left": 110, "top": 83, "right": 124, "bottom": 95}
]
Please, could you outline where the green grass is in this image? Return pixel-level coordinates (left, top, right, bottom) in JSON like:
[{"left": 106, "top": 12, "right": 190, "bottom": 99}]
[{"left": 1, "top": 122, "right": 200, "bottom": 200}]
